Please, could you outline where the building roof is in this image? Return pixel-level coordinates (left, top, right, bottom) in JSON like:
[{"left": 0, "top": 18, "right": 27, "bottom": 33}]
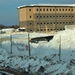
[{"left": 18, "top": 4, "right": 75, "bottom": 9}]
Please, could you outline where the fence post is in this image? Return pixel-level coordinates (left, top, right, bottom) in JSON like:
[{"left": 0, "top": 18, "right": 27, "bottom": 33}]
[
  {"left": 59, "top": 35, "right": 61, "bottom": 63},
  {"left": 28, "top": 33, "right": 31, "bottom": 56}
]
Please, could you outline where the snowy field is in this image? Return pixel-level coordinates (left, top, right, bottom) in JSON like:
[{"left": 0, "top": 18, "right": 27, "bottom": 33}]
[{"left": 0, "top": 29, "right": 75, "bottom": 75}]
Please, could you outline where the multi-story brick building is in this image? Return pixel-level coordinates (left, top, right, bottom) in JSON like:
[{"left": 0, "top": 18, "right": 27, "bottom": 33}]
[{"left": 18, "top": 4, "right": 75, "bottom": 32}]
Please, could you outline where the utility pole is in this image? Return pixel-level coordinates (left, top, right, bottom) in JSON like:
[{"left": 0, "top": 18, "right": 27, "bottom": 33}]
[
  {"left": 28, "top": 33, "right": 31, "bottom": 56},
  {"left": 0, "top": 29, "right": 2, "bottom": 48},
  {"left": 10, "top": 35, "right": 12, "bottom": 54},
  {"left": 59, "top": 35, "right": 61, "bottom": 63}
]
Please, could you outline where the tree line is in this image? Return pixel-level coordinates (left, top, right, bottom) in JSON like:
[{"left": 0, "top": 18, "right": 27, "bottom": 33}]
[{"left": 0, "top": 24, "right": 19, "bottom": 29}]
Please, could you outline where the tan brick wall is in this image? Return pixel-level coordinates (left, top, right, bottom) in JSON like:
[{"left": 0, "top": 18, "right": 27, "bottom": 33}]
[{"left": 18, "top": 6, "right": 75, "bottom": 32}]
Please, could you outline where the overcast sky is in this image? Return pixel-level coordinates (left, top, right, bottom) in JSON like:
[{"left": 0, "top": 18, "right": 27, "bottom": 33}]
[{"left": 0, "top": 0, "right": 75, "bottom": 26}]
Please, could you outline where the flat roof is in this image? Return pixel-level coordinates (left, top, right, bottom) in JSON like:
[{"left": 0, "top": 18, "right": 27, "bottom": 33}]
[{"left": 18, "top": 4, "right": 75, "bottom": 9}]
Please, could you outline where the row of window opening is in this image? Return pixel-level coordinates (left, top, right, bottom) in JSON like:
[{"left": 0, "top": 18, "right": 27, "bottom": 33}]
[
  {"left": 36, "top": 8, "right": 73, "bottom": 11},
  {"left": 29, "top": 8, "right": 73, "bottom": 11},
  {"left": 36, "top": 15, "right": 74, "bottom": 18},
  {"left": 36, "top": 22, "right": 74, "bottom": 25},
  {"left": 29, "top": 28, "right": 65, "bottom": 32},
  {"left": 29, "top": 22, "right": 74, "bottom": 25}
]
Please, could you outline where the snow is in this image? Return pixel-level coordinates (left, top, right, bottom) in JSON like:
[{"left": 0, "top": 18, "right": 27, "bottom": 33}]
[
  {"left": 18, "top": 4, "right": 75, "bottom": 9},
  {"left": 0, "top": 29, "right": 75, "bottom": 74}
]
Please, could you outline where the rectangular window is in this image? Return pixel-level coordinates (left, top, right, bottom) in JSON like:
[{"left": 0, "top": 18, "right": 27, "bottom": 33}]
[
  {"left": 59, "top": 9, "right": 61, "bottom": 11},
  {"left": 53, "top": 9, "right": 55, "bottom": 11},
  {"left": 29, "top": 16, "right": 31, "bottom": 18},
  {"left": 37, "top": 16, "right": 39, "bottom": 18},
  {"left": 62, "top": 9, "right": 64, "bottom": 11},
  {"left": 69, "top": 9, "right": 70, "bottom": 11},
  {"left": 71, "top": 9, "right": 73, "bottom": 11},
  {"left": 72, "top": 16, "right": 73, "bottom": 17},
  {"left": 30, "top": 23, "right": 32, "bottom": 25},
  {"left": 47, "top": 16, "right": 48, "bottom": 18},
  {"left": 66, "top": 9, "right": 67, "bottom": 11},
  {"left": 29, "top": 9, "right": 31, "bottom": 11},
  {"left": 43, "top": 16, "right": 45, "bottom": 18},
  {"left": 56, "top": 9, "right": 58, "bottom": 11},
  {"left": 40, "top": 16, "right": 42, "bottom": 18},
  {"left": 40, "top": 9, "right": 42, "bottom": 11},
  {"left": 47, "top": 9, "right": 48, "bottom": 11},
  {"left": 47, "top": 22, "right": 49, "bottom": 24},
  {"left": 43, "top": 9, "right": 45, "bottom": 11},
  {"left": 36, "top": 9, "right": 38, "bottom": 11},
  {"left": 37, "top": 23, "right": 39, "bottom": 25},
  {"left": 50, "top": 9, "right": 51, "bottom": 11}
]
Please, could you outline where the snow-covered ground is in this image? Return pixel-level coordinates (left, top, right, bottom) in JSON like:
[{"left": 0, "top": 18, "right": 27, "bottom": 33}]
[{"left": 0, "top": 29, "right": 75, "bottom": 75}]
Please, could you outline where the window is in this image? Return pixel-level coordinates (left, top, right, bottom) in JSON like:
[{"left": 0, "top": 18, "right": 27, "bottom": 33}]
[
  {"left": 53, "top": 16, "right": 55, "bottom": 17},
  {"left": 62, "top": 9, "right": 64, "bottom": 11},
  {"left": 63, "top": 16, "right": 64, "bottom": 17},
  {"left": 37, "top": 16, "right": 39, "bottom": 18},
  {"left": 71, "top": 9, "right": 73, "bottom": 11},
  {"left": 57, "top": 22, "right": 58, "bottom": 24},
  {"left": 72, "top": 16, "right": 73, "bottom": 17},
  {"left": 47, "top": 9, "right": 48, "bottom": 11},
  {"left": 36, "top": 9, "right": 38, "bottom": 11},
  {"left": 56, "top": 16, "right": 58, "bottom": 17},
  {"left": 43, "top": 9, "right": 45, "bottom": 11},
  {"left": 59, "top": 9, "right": 61, "bottom": 11},
  {"left": 72, "top": 22, "right": 74, "bottom": 24},
  {"left": 29, "top": 9, "right": 31, "bottom": 11},
  {"left": 69, "top": 22, "right": 71, "bottom": 24},
  {"left": 44, "top": 22, "right": 46, "bottom": 24},
  {"left": 53, "top": 9, "right": 55, "bottom": 11},
  {"left": 29, "top": 16, "right": 31, "bottom": 18},
  {"left": 44, "top": 29, "right": 46, "bottom": 31},
  {"left": 48, "top": 29, "right": 49, "bottom": 31},
  {"left": 69, "top": 9, "right": 70, "bottom": 11},
  {"left": 30, "top": 30, "right": 32, "bottom": 32},
  {"left": 30, "top": 23, "right": 32, "bottom": 25},
  {"left": 60, "top": 16, "right": 61, "bottom": 17},
  {"left": 60, "top": 22, "right": 61, "bottom": 24},
  {"left": 40, "top": 23, "right": 42, "bottom": 24},
  {"left": 37, "top": 23, "right": 39, "bottom": 25},
  {"left": 56, "top": 9, "right": 58, "bottom": 11},
  {"left": 50, "top": 22, "right": 52, "bottom": 24},
  {"left": 47, "top": 16, "right": 48, "bottom": 18},
  {"left": 43, "top": 16, "right": 45, "bottom": 18},
  {"left": 40, "top": 29, "right": 43, "bottom": 31},
  {"left": 54, "top": 22, "right": 55, "bottom": 24},
  {"left": 40, "top": 9, "right": 42, "bottom": 11},
  {"left": 40, "top": 16, "right": 42, "bottom": 18},
  {"left": 66, "top": 9, "right": 67, "bottom": 11},
  {"left": 47, "top": 22, "right": 49, "bottom": 24},
  {"left": 37, "top": 29, "right": 39, "bottom": 31},
  {"left": 50, "top": 9, "right": 51, "bottom": 11},
  {"left": 50, "top": 16, "right": 52, "bottom": 17}
]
